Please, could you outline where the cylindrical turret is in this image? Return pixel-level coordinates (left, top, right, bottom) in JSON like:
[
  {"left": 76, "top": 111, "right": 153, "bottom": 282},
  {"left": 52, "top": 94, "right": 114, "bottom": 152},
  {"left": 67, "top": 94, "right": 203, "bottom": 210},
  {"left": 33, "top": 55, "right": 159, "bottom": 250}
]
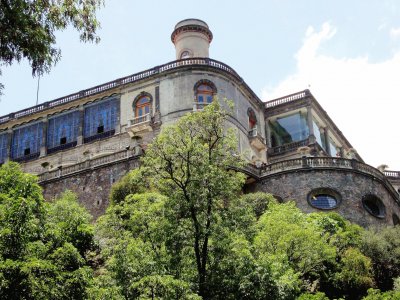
[{"left": 171, "top": 19, "right": 213, "bottom": 59}]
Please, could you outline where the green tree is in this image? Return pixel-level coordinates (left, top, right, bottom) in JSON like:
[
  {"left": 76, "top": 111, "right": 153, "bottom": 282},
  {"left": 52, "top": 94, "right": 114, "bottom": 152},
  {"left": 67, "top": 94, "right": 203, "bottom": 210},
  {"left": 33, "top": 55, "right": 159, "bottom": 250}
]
[
  {"left": 0, "top": 0, "right": 103, "bottom": 93},
  {"left": 142, "top": 100, "right": 246, "bottom": 298},
  {"left": 0, "top": 163, "right": 94, "bottom": 299},
  {"left": 253, "top": 201, "right": 337, "bottom": 299},
  {"left": 362, "top": 288, "right": 400, "bottom": 300},
  {"left": 361, "top": 226, "right": 400, "bottom": 291}
]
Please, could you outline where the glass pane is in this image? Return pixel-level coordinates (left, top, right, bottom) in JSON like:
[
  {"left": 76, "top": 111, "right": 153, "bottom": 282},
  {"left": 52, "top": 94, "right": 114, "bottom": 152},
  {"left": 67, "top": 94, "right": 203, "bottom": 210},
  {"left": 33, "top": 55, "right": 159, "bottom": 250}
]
[
  {"left": 11, "top": 122, "right": 43, "bottom": 159},
  {"left": 138, "top": 107, "right": 143, "bottom": 117},
  {"left": 329, "top": 138, "right": 337, "bottom": 157},
  {"left": 0, "top": 133, "right": 8, "bottom": 163},
  {"left": 145, "top": 105, "right": 150, "bottom": 114},
  {"left": 270, "top": 113, "right": 309, "bottom": 145},
  {"left": 137, "top": 97, "right": 150, "bottom": 105},
  {"left": 198, "top": 95, "right": 204, "bottom": 103},
  {"left": 84, "top": 98, "right": 119, "bottom": 138},
  {"left": 47, "top": 111, "right": 80, "bottom": 149},
  {"left": 310, "top": 194, "right": 337, "bottom": 209},
  {"left": 197, "top": 84, "right": 213, "bottom": 92},
  {"left": 207, "top": 96, "right": 213, "bottom": 103},
  {"left": 313, "top": 120, "right": 323, "bottom": 148}
]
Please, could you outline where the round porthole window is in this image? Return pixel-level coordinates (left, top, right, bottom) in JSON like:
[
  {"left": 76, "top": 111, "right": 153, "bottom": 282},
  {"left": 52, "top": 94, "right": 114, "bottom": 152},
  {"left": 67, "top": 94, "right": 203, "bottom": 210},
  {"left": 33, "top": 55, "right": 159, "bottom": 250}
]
[
  {"left": 362, "top": 194, "right": 386, "bottom": 218},
  {"left": 393, "top": 214, "right": 399, "bottom": 226},
  {"left": 307, "top": 188, "right": 341, "bottom": 210}
]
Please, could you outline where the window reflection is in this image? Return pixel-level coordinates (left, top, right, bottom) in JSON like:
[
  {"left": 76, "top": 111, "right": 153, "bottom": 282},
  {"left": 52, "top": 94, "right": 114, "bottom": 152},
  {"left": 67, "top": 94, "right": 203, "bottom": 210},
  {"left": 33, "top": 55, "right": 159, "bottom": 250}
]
[
  {"left": 312, "top": 120, "right": 324, "bottom": 149},
  {"left": 0, "top": 133, "right": 8, "bottom": 163},
  {"left": 270, "top": 112, "right": 309, "bottom": 147}
]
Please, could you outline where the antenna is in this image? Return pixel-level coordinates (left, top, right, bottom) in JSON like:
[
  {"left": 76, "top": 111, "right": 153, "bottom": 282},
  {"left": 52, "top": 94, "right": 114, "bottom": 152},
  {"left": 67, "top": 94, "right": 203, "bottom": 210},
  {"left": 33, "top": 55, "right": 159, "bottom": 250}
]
[{"left": 36, "top": 76, "right": 40, "bottom": 105}]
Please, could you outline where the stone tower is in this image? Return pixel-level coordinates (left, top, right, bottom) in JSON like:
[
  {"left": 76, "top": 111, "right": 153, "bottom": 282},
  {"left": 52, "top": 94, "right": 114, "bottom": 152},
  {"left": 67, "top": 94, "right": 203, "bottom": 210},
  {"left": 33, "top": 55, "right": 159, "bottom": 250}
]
[{"left": 171, "top": 19, "right": 213, "bottom": 59}]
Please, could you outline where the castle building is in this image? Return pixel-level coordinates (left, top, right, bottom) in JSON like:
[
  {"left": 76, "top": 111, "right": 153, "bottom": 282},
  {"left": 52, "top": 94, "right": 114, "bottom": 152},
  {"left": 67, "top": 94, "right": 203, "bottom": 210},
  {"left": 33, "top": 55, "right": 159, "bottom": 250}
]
[{"left": 0, "top": 19, "right": 399, "bottom": 226}]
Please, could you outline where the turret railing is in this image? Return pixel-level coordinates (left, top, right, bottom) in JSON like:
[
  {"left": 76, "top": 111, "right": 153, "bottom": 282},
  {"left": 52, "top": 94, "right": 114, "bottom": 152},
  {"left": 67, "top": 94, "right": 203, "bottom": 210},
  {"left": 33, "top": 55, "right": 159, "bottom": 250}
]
[
  {"left": 0, "top": 58, "right": 250, "bottom": 125},
  {"left": 258, "top": 157, "right": 399, "bottom": 202}
]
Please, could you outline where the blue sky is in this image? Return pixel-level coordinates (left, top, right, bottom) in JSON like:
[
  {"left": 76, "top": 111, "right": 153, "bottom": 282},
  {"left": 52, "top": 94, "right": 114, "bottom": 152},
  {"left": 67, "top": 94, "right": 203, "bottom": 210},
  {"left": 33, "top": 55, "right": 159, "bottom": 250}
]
[{"left": 1, "top": 0, "right": 400, "bottom": 169}]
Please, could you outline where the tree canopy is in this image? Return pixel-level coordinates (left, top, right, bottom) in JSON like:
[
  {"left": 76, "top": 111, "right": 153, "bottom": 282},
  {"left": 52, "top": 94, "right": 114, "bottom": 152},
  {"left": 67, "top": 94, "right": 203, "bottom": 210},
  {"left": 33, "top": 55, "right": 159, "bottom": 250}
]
[
  {"left": 1, "top": 102, "right": 400, "bottom": 299},
  {"left": 0, "top": 162, "right": 95, "bottom": 299},
  {"left": 0, "top": 0, "right": 103, "bottom": 93}
]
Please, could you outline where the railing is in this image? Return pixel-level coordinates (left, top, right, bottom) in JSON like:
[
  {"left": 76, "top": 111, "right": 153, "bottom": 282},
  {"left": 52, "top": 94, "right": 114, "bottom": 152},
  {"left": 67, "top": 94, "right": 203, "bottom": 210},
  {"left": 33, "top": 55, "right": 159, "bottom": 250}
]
[
  {"left": 129, "top": 113, "right": 151, "bottom": 126},
  {"left": 83, "top": 129, "right": 115, "bottom": 143},
  {"left": 47, "top": 141, "right": 78, "bottom": 155},
  {"left": 258, "top": 157, "right": 399, "bottom": 201},
  {"left": 0, "top": 58, "right": 246, "bottom": 125},
  {"left": 12, "top": 152, "right": 40, "bottom": 162},
  {"left": 384, "top": 170, "right": 400, "bottom": 179},
  {"left": 193, "top": 101, "right": 211, "bottom": 111},
  {"left": 38, "top": 149, "right": 139, "bottom": 182},
  {"left": 265, "top": 90, "right": 309, "bottom": 108},
  {"left": 267, "top": 139, "right": 309, "bottom": 156}
]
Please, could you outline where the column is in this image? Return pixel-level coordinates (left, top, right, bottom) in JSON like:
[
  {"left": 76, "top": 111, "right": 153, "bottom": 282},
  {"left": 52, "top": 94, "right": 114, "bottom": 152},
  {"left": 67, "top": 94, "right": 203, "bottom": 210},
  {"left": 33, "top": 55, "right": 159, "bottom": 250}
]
[
  {"left": 5, "top": 129, "right": 12, "bottom": 162},
  {"left": 115, "top": 98, "right": 121, "bottom": 134},
  {"left": 306, "top": 106, "right": 315, "bottom": 143},
  {"left": 40, "top": 117, "right": 48, "bottom": 157},
  {"left": 324, "top": 127, "right": 331, "bottom": 156},
  {"left": 265, "top": 121, "right": 271, "bottom": 148},
  {"left": 77, "top": 105, "right": 84, "bottom": 145}
]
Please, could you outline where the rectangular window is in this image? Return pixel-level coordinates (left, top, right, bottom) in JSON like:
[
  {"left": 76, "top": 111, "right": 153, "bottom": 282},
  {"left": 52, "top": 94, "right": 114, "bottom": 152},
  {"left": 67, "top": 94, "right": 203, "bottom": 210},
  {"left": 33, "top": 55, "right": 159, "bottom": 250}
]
[
  {"left": 270, "top": 112, "right": 309, "bottom": 146},
  {"left": 11, "top": 122, "right": 43, "bottom": 160},
  {"left": 313, "top": 120, "right": 324, "bottom": 148},
  {"left": 47, "top": 110, "right": 80, "bottom": 152},
  {"left": 329, "top": 138, "right": 338, "bottom": 157},
  {"left": 0, "top": 133, "right": 8, "bottom": 164},
  {"left": 83, "top": 97, "right": 119, "bottom": 142}
]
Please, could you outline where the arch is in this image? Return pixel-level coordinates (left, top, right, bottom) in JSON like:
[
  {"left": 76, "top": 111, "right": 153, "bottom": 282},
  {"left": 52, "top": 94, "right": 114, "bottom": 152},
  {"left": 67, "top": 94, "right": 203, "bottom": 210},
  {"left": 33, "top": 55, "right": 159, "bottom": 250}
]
[
  {"left": 247, "top": 108, "right": 257, "bottom": 131},
  {"left": 133, "top": 92, "right": 153, "bottom": 118},
  {"left": 194, "top": 80, "right": 217, "bottom": 110}
]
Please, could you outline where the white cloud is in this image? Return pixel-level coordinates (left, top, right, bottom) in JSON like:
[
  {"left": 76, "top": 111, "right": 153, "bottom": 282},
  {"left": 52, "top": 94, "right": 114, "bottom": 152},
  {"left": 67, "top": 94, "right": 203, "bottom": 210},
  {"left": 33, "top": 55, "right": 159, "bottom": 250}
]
[
  {"left": 390, "top": 27, "right": 400, "bottom": 39},
  {"left": 262, "top": 23, "right": 400, "bottom": 170}
]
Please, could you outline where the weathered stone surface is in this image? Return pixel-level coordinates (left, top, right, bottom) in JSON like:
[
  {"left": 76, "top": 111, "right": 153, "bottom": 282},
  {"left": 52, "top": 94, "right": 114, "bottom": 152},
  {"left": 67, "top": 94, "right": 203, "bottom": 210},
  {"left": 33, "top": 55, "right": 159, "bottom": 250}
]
[
  {"left": 41, "top": 159, "right": 140, "bottom": 220},
  {"left": 249, "top": 168, "right": 400, "bottom": 227}
]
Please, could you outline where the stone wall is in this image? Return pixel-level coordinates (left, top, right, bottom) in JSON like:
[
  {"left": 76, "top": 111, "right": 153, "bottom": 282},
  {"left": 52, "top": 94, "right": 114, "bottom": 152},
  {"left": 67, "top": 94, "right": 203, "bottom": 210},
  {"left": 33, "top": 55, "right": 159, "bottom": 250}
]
[
  {"left": 41, "top": 158, "right": 140, "bottom": 220},
  {"left": 249, "top": 168, "right": 400, "bottom": 227}
]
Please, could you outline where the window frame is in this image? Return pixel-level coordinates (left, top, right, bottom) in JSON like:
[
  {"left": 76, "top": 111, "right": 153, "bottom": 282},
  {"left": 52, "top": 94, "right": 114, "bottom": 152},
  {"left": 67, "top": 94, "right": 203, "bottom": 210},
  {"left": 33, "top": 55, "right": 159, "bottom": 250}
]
[
  {"left": 193, "top": 80, "right": 217, "bottom": 110},
  {"left": 307, "top": 187, "right": 341, "bottom": 210},
  {"left": 362, "top": 194, "right": 386, "bottom": 219}
]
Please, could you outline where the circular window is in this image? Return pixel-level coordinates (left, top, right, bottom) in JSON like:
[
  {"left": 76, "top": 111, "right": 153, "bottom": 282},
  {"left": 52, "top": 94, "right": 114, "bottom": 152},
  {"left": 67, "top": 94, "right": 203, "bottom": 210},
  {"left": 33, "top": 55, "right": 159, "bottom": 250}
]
[
  {"left": 393, "top": 214, "right": 400, "bottom": 226},
  {"left": 362, "top": 194, "right": 386, "bottom": 218},
  {"left": 307, "top": 188, "right": 341, "bottom": 210}
]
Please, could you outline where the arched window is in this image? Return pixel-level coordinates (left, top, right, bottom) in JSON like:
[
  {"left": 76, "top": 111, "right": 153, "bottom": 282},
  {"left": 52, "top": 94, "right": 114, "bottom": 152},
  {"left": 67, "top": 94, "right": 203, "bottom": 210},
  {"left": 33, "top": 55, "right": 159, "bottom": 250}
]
[
  {"left": 133, "top": 93, "right": 152, "bottom": 119},
  {"left": 194, "top": 80, "right": 216, "bottom": 110},
  {"left": 248, "top": 108, "right": 257, "bottom": 135},
  {"left": 180, "top": 50, "right": 191, "bottom": 59}
]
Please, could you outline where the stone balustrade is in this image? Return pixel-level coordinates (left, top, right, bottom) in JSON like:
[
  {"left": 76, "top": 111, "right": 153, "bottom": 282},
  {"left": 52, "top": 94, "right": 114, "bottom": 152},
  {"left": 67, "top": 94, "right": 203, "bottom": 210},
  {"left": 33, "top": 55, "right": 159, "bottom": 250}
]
[{"left": 0, "top": 58, "right": 250, "bottom": 125}]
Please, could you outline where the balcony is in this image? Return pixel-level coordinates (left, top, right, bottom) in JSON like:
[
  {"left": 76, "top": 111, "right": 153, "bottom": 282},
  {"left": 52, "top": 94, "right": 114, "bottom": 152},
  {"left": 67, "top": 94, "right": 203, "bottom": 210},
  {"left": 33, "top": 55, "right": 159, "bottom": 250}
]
[
  {"left": 193, "top": 102, "right": 211, "bottom": 111},
  {"left": 126, "top": 113, "right": 153, "bottom": 137},
  {"left": 267, "top": 138, "right": 309, "bottom": 156},
  {"left": 248, "top": 127, "right": 266, "bottom": 151}
]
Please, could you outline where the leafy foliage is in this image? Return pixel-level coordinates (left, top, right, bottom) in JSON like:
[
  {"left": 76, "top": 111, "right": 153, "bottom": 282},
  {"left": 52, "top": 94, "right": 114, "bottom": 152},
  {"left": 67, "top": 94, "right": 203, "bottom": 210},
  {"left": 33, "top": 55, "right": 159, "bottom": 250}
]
[
  {"left": 0, "top": 0, "right": 103, "bottom": 93},
  {"left": 361, "top": 226, "right": 400, "bottom": 291},
  {"left": 0, "top": 163, "right": 94, "bottom": 299}
]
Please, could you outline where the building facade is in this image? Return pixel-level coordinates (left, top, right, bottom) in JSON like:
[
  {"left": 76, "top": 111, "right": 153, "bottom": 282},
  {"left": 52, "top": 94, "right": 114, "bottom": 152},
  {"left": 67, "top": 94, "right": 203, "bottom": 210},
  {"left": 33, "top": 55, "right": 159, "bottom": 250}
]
[{"left": 0, "top": 19, "right": 399, "bottom": 225}]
